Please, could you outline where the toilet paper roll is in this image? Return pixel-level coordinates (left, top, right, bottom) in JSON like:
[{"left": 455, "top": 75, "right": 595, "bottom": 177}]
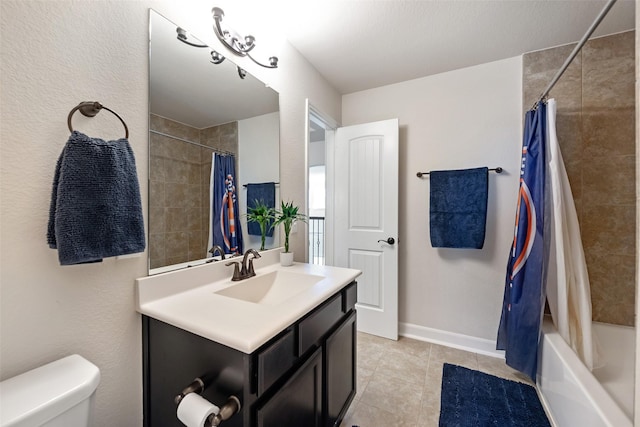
[{"left": 177, "top": 393, "right": 220, "bottom": 427}]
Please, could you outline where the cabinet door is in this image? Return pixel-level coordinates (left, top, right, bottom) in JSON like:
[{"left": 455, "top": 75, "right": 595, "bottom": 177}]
[
  {"left": 256, "top": 348, "right": 322, "bottom": 427},
  {"left": 325, "top": 311, "right": 357, "bottom": 427}
]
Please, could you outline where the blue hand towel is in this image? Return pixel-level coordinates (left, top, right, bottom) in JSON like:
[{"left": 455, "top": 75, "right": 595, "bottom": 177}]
[
  {"left": 430, "top": 167, "right": 488, "bottom": 249},
  {"left": 47, "top": 131, "right": 146, "bottom": 265},
  {"left": 246, "top": 182, "right": 276, "bottom": 237}
]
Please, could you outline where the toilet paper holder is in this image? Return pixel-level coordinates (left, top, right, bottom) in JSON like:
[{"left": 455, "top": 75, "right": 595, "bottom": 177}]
[{"left": 175, "top": 377, "right": 241, "bottom": 427}]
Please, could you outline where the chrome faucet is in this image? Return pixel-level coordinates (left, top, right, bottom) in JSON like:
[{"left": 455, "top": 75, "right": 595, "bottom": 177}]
[
  {"left": 206, "top": 245, "right": 226, "bottom": 263},
  {"left": 226, "top": 249, "right": 261, "bottom": 281}
]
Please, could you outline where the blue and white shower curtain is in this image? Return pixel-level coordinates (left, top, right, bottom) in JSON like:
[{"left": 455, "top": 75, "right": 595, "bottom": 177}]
[
  {"left": 209, "top": 153, "right": 243, "bottom": 255},
  {"left": 497, "top": 102, "right": 547, "bottom": 381}
]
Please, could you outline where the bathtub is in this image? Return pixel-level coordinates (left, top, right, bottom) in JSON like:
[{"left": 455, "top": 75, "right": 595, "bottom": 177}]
[{"left": 537, "top": 317, "right": 634, "bottom": 427}]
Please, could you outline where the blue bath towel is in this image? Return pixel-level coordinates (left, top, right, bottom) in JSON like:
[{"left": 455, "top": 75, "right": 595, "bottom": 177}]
[
  {"left": 47, "top": 131, "right": 145, "bottom": 265},
  {"left": 430, "top": 167, "right": 488, "bottom": 249},
  {"left": 246, "top": 183, "right": 276, "bottom": 237}
]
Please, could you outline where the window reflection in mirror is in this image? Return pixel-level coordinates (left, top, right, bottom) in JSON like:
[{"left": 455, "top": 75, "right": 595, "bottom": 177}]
[{"left": 148, "top": 10, "right": 280, "bottom": 274}]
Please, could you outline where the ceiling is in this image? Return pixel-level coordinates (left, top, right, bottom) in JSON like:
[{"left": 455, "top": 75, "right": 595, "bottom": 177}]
[
  {"left": 150, "top": 1, "right": 636, "bottom": 127},
  {"left": 280, "top": 0, "right": 636, "bottom": 94}
]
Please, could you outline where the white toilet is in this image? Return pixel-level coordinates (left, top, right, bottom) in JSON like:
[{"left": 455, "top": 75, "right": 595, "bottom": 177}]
[{"left": 0, "top": 354, "right": 100, "bottom": 427}]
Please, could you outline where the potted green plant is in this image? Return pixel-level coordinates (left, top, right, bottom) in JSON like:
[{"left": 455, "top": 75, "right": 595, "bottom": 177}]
[
  {"left": 246, "top": 199, "right": 275, "bottom": 251},
  {"left": 273, "top": 200, "right": 307, "bottom": 266}
]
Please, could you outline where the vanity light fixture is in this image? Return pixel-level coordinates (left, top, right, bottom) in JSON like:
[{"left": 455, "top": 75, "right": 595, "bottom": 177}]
[
  {"left": 177, "top": 26, "right": 253, "bottom": 79},
  {"left": 176, "top": 27, "right": 207, "bottom": 48},
  {"left": 211, "top": 7, "right": 278, "bottom": 69},
  {"left": 210, "top": 51, "right": 225, "bottom": 65},
  {"left": 177, "top": 27, "right": 226, "bottom": 65}
]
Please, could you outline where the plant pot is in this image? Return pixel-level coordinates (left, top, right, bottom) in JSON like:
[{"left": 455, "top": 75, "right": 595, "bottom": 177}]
[{"left": 280, "top": 251, "right": 294, "bottom": 267}]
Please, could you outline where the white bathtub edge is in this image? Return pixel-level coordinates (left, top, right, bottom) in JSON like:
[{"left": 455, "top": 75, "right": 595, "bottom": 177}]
[
  {"left": 535, "top": 384, "right": 559, "bottom": 427},
  {"left": 538, "top": 318, "right": 633, "bottom": 427}
]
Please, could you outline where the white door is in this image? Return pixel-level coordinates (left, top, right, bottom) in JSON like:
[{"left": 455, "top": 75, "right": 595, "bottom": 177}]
[{"left": 334, "top": 119, "right": 398, "bottom": 340}]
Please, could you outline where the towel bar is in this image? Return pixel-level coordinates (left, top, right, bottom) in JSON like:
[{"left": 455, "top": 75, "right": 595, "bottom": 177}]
[
  {"left": 242, "top": 182, "right": 280, "bottom": 188},
  {"left": 417, "top": 167, "right": 502, "bottom": 178},
  {"left": 67, "top": 101, "right": 129, "bottom": 138}
]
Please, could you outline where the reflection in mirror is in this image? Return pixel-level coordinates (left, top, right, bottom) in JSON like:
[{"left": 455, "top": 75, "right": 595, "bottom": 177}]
[{"left": 149, "top": 10, "right": 280, "bottom": 274}]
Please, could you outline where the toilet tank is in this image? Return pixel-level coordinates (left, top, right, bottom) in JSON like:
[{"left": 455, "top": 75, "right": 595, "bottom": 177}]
[{"left": 0, "top": 354, "right": 100, "bottom": 427}]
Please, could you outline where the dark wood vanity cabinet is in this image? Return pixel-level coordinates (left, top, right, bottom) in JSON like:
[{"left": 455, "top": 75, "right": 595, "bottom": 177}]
[
  {"left": 142, "top": 281, "right": 357, "bottom": 427},
  {"left": 325, "top": 310, "right": 356, "bottom": 427},
  {"left": 256, "top": 348, "right": 323, "bottom": 427}
]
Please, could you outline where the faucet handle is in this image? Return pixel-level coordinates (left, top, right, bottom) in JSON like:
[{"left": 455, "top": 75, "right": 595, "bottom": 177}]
[{"left": 225, "top": 261, "right": 241, "bottom": 281}]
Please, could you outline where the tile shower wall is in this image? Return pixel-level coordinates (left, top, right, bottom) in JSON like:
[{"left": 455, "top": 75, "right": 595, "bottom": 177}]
[
  {"left": 523, "top": 31, "right": 636, "bottom": 326},
  {"left": 149, "top": 114, "right": 238, "bottom": 269}
]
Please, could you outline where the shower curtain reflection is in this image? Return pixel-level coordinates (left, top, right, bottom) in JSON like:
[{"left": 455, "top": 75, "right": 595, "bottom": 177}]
[{"left": 211, "top": 153, "right": 243, "bottom": 255}]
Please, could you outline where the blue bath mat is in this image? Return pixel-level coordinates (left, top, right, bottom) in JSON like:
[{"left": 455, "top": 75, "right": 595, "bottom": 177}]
[{"left": 439, "top": 363, "right": 551, "bottom": 427}]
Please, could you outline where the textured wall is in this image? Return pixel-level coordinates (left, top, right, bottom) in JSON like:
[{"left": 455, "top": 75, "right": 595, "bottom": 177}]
[
  {"left": 0, "top": 2, "right": 340, "bottom": 426},
  {"left": 523, "top": 31, "right": 636, "bottom": 326}
]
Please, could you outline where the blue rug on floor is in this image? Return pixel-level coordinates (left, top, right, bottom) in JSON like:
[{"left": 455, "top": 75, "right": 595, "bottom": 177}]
[{"left": 439, "top": 363, "right": 551, "bottom": 427}]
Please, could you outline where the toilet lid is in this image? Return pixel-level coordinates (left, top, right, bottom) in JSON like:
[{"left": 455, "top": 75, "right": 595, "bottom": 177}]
[{"left": 0, "top": 355, "right": 100, "bottom": 427}]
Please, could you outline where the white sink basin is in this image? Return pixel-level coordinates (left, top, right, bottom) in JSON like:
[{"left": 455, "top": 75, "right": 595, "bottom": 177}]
[{"left": 215, "top": 270, "right": 324, "bottom": 305}]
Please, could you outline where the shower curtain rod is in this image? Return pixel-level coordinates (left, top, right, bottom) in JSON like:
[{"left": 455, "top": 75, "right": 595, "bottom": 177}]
[
  {"left": 149, "top": 129, "right": 235, "bottom": 156},
  {"left": 535, "top": 0, "right": 617, "bottom": 108}
]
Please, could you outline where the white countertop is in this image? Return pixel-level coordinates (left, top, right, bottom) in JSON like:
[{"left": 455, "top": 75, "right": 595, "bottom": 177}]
[{"left": 136, "top": 249, "right": 361, "bottom": 354}]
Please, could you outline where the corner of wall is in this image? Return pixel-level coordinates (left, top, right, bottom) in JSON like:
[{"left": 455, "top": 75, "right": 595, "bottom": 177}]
[{"left": 634, "top": 8, "right": 639, "bottom": 427}]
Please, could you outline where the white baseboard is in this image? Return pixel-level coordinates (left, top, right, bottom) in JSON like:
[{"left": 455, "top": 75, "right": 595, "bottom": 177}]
[{"left": 399, "top": 322, "right": 506, "bottom": 359}]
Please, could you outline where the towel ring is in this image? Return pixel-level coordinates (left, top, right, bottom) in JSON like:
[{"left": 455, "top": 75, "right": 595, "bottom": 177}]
[{"left": 67, "top": 101, "right": 129, "bottom": 139}]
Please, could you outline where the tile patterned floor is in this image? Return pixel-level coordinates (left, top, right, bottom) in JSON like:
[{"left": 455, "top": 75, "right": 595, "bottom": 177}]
[{"left": 340, "top": 332, "right": 533, "bottom": 427}]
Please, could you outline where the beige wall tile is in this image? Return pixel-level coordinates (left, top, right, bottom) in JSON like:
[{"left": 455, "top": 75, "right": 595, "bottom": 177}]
[
  {"left": 186, "top": 206, "right": 202, "bottom": 232},
  {"left": 148, "top": 115, "right": 223, "bottom": 269},
  {"left": 188, "top": 230, "right": 204, "bottom": 261},
  {"left": 166, "top": 231, "right": 189, "bottom": 258},
  {"left": 149, "top": 233, "right": 165, "bottom": 268},
  {"left": 583, "top": 32, "right": 636, "bottom": 110},
  {"left": 581, "top": 204, "right": 636, "bottom": 254},
  {"left": 165, "top": 158, "right": 191, "bottom": 184},
  {"left": 149, "top": 155, "right": 165, "bottom": 182},
  {"left": 149, "top": 180, "right": 165, "bottom": 208},
  {"left": 150, "top": 114, "right": 200, "bottom": 143},
  {"left": 148, "top": 201, "right": 165, "bottom": 235},
  {"left": 583, "top": 109, "right": 636, "bottom": 157},
  {"left": 583, "top": 154, "right": 636, "bottom": 205},
  {"left": 165, "top": 183, "right": 188, "bottom": 207},
  {"left": 523, "top": 31, "right": 636, "bottom": 326},
  {"left": 165, "top": 207, "right": 187, "bottom": 232},
  {"left": 587, "top": 252, "right": 636, "bottom": 325},
  {"left": 523, "top": 43, "right": 581, "bottom": 110}
]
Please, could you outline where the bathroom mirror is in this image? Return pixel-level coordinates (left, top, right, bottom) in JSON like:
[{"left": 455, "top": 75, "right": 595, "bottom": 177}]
[{"left": 148, "top": 10, "right": 280, "bottom": 274}]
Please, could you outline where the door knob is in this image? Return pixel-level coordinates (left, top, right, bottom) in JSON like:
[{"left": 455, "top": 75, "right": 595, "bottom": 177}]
[{"left": 377, "top": 237, "right": 395, "bottom": 245}]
